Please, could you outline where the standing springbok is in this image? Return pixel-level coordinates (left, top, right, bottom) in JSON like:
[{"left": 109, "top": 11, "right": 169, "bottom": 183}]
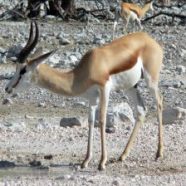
[
  {"left": 5, "top": 21, "right": 163, "bottom": 170},
  {"left": 113, "top": 0, "right": 154, "bottom": 39}
]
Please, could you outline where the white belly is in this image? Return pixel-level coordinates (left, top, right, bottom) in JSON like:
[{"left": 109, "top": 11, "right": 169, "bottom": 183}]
[
  {"left": 111, "top": 57, "right": 143, "bottom": 91},
  {"left": 79, "top": 57, "right": 143, "bottom": 104}
]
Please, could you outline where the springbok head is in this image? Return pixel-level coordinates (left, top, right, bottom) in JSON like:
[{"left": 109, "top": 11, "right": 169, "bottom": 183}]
[{"left": 5, "top": 21, "right": 55, "bottom": 94}]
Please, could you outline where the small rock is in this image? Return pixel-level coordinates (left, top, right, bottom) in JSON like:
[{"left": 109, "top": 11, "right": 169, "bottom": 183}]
[
  {"left": 56, "top": 33, "right": 63, "bottom": 40},
  {"left": 176, "top": 65, "right": 186, "bottom": 74},
  {"left": 112, "top": 180, "right": 120, "bottom": 186},
  {"left": 0, "top": 54, "right": 6, "bottom": 63},
  {"left": 162, "top": 80, "right": 182, "bottom": 88},
  {"left": 113, "top": 102, "right": 135, "bottom": 124},
  {"left": 36, "top": 118, "right": 49, "bottom": 130},
  {"left": 45, "top": 15, "right": 56, "bottom": 19},
  {"left": 60, "top": 117, "right": 82, "bottom": 128},
  {"left": 4, "top": 122, "right": 13, "bottom": 127},
  {"left": 163, "top": 107, "right": 186, "bottom": 124},
  {"left": 38, "top": 102, "right": 46, "bottom": 107},
  {"left": 59, "top": 37, "right": 71, "bottom": 45},
  {"left": 11, "top": 93, "right": 19, "bottom": 98},
  {"left": 25, "top": 114, "right": 34, "bottom": 119},
  {"left": 73, "top": 101, "right": 87, "bottom": 107},
  {"left": 0, "top": 47, "right": 6, "bottom": 54},
  {"left": 7, "top": 44, "right": 23, "bottom": 58},
  {"left": 41, "top": 33, "right": 47, "bottom": 40},
  {"left": 68, "top": 55, "right": 78, "bottom": 64},
  {"left": 29, "top": 160, "right": 42, "bottom": 167},
  {"left": 126, "top": 126, "right": 131, "bottom": 131},
  {"left": 0, "top": 161, "right": 15, "bottom": 168},
  {"left": 56, "top": 174, "right": 72, "bottom": 180},
  {"left": 44, "top": 155, "right": 53, "bottom": 160},
  {"left": 106, "top": 127, "right": 116, "bottom": 134},
  {"left": 2, "top": 98, "right": 13, "bottom": 105},
  {"left": 9, "top": 56, "right": 17, "bottom": 61},
  {"left": 93, "top": 35, "right": 105, "bottom": 45},
  {"left": 180, "top": 49, "right": 186, "bottom": 58}
]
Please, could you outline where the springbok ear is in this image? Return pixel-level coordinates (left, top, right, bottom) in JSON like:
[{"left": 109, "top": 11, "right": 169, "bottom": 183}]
[{"left": 27, "top": 50, "right": 56, "bottom": 71}]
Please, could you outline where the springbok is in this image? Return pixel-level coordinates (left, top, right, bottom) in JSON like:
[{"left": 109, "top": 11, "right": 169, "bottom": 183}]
[
  {"left": 113, "top": 0, "right": 154, "bottom": 39},
  {"left": 5, "top": 21, "right": 163, "bottom": 170},
  {"left": 158, "top": 0, "right": 170, "bottom": 6}
]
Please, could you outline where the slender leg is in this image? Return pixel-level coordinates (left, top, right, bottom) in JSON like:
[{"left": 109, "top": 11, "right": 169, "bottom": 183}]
[
  {"left": 113, "top": 7, "right": 120, "bottom": 40},
  {"left": 81, "top": 105, "right": 97, "bottom": 168},
  {"left": 113, "top": 21, "right": 117, "bottom": 40},
  {"left": 98, "top": 83, "right": 111, "bottom": 170},
  {"left": 124, "top": 17, "right": 130, "bottom": 34},
  {"left": 154, "top": 88, "right": 163, "bottom": 159},
  {"left": 119, "top": 86, "right": 147, "bottom": 161},
  {"left": 144, "top": 70, "right": 164, "bottom": 159},
  {"left": 136, "top": 18, "right": 143, "bottom": 30},
  {"left": 131, "top": 20, "right": 136, "bottom": 33}
]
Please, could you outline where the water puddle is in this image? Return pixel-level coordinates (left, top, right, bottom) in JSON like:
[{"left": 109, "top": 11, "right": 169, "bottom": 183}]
[{"left": 0, "top": 165, "right": 74, "bottom": 178}]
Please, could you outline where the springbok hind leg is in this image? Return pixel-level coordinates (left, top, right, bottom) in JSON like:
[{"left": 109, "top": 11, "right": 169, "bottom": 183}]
[
  {"left": 119, "top": 85, "right": 147, "bottom": 161},
  {"left": 154, "top": 88, "right": 163, "bottom": 159}
]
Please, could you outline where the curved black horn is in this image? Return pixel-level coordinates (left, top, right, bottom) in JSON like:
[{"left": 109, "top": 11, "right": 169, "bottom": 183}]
[{"left": 17, "top": 21, "right": 39, "bottom": 63}]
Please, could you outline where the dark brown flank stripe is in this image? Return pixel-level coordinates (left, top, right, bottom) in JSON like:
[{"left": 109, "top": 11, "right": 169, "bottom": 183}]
[
  {"left": 129, "top": 8, "right": 140, "bottom": 18},
  {"left": 110, "top": 50, "right": 140, "bottom": 75}
]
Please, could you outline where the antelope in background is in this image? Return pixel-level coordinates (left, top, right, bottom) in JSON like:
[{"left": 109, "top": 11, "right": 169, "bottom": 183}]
[
  {"left": 5, "top": 21, "right": 163, "bottom": 170},
  {"left": 113, "top": 0, "right": 154, "bottom": 39},
  {"left": 158, "top": 0, "right": 170, "bottom": 6}
]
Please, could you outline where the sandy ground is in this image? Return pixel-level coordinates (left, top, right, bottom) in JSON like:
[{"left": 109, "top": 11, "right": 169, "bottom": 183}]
[{"left": 0, "top": 20, "right": 185, "bottom": 185}]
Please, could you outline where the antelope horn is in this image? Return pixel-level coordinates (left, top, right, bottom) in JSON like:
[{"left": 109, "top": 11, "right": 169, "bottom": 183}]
[{"left": 17, "top": 21, "right": 39, "bottom": 63}]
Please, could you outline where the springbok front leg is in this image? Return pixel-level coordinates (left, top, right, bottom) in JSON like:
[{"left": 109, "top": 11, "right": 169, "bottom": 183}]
[
  {"left": 113, "top": 21, "right": 118, "bottom": 40},
  {"left": 123, "top": 16, "right": 130, "bottom": 34},
  {"left": 98, "top": 83, "right": 111, "bottom": 170},
  {"left": 136, "top": 18, "right": 143, "bottom": 31},
  {"left": 119, "top": 85, "right": 147, "bottom": 161},
  {"left": 81, "top": 105, "right": 97, "bottom": 168}
]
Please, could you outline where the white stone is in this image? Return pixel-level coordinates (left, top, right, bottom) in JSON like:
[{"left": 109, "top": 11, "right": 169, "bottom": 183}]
[
  {"left": 176, "top": 65, "right": 186, "bottom": 74},
  {"left": 68, "top": 55, "right": 78, "bottom": 64},
  {"left": 113, "top": 102, "right": 135, "bottom": 124}
]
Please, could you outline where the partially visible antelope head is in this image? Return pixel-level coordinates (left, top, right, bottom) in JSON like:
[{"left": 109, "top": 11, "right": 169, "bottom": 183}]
[
  {"left": 146, "top": 0, "right": 154, "bottom": 12},
  {"left": 5, "top": 21, "right": 55, "bottom": 94}
]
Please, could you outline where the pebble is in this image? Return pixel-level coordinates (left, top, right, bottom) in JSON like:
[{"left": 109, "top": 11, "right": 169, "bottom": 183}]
[
  {"left": 25, "top": 114, "right": 34, "bottom": 119},
  {"left": 60, "top": 117, "right": 82, "bottom": 128},
  {"left": 176, "top": 65, "right": 186, "bottom": 74},
  {"left": 163, "top": 107, "right": 186, "bottom": 124},
  {"left": 29, "top": 160, "right": 42, "bottom": 167},
  {"left": 112, "top": 180, "right": 120, "bottom": 186},
  {"left": 38, "top": 102, "right": 46, "bottom": 108},
  {"left": 106, "top": 127, "right": 116, "bottom": 134},
  {"left": 59, "top": 38, "right": 72, "bottom": 45},
  {"left": 93, "top": 35, "right": 105, "bottom": 45},
  {"left": 68, "top": 55, "right": 78, "bottom": 64},
  {"left": 2, "top": 98, "right": 13, "bottom": 105},
  {"left": 162, "top": 80, "right": 183, "bottom": 88}
]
